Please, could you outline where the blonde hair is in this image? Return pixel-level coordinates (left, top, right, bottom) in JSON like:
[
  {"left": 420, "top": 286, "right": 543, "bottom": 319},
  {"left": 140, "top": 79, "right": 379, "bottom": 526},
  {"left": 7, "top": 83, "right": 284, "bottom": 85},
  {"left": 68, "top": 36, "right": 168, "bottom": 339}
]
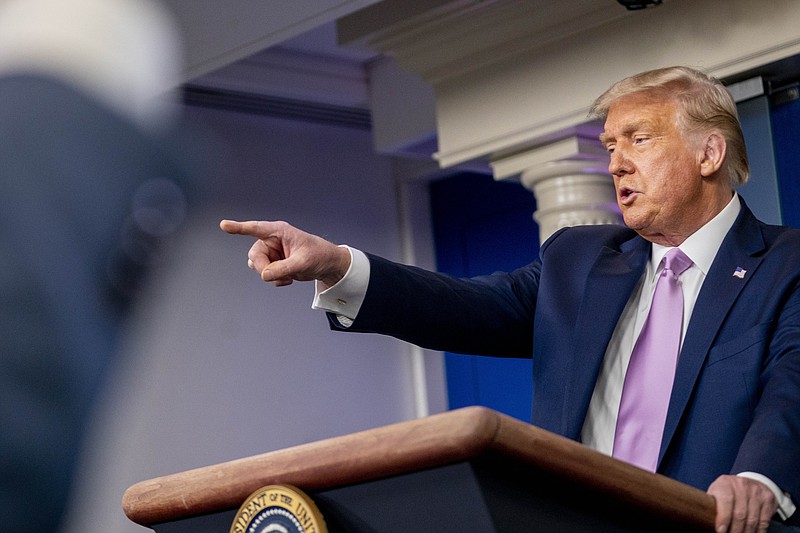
[{"left": 589, "top": 66, "right": 749, "bottom": 188}]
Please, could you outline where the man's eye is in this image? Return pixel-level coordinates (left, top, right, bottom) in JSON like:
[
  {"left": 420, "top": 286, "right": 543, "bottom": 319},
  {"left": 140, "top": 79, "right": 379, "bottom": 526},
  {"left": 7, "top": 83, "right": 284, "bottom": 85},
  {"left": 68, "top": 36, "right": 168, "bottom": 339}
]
[{"left": 606, "top": 144, "right": 615, "bottom": 154}]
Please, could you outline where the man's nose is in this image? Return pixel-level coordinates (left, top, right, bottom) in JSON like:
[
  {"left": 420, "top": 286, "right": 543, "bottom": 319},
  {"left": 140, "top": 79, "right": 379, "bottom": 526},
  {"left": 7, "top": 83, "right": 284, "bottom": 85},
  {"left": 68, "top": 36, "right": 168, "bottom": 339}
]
[{"left": 608, "top": 149, "right": 632, "bottom": 176}]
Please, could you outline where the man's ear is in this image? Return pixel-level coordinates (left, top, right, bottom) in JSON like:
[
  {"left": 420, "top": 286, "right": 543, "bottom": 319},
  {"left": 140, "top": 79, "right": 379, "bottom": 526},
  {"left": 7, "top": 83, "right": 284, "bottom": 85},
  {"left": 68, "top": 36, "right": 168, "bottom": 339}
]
[{"left": 699, "top": 132, "right": 727, "bottom": 178}]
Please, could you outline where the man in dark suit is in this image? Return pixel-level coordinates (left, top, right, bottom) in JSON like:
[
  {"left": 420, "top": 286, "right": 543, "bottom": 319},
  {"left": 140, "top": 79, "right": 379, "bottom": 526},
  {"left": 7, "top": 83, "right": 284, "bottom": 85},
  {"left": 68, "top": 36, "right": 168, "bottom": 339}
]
[
  {"left": 0, "top": 73, "right": 191, "bottom": 532},
  {"left": 0, "top": 0, "right": 189, "bottom": 529},
  {"left": 221, "top": 66, "right": 799, "bottom": 532}
]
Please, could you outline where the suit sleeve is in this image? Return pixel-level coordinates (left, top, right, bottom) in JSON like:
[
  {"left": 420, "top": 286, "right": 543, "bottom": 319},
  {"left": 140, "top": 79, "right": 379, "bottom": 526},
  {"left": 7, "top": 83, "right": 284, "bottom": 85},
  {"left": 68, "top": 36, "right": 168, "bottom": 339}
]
[
  {"left": 731, "top": 278, "right": 800, "bottom": 513},
  {"left": 328, "top": 253, "right": 542, "bottom": 357}
]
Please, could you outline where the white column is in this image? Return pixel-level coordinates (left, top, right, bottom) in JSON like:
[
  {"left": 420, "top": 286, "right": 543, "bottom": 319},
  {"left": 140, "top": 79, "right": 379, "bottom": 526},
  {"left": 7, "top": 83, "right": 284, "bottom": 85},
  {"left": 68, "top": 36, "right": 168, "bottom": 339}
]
[
  {"left": 491, "top": 135, "right": 622, "bottom": 243},
  {"left": 521, "top": 159, "right": 622, "bottom": 242}
]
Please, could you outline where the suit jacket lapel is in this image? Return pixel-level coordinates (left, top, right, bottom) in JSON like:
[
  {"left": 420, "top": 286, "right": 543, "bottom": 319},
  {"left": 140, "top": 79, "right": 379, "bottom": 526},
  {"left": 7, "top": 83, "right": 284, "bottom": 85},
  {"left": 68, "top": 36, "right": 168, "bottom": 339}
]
[
  {"left": 659, "top": 203, "right": 767, "bottom": 465},
  {"left": 562, "top": 235, "right": 650, "bottom": 438}
]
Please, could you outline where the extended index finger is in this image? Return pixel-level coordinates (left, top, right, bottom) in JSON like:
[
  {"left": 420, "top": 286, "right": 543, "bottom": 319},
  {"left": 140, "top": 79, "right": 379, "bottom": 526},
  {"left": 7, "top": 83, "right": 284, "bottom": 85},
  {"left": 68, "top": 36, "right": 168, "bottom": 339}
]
[{"left": 220, "top": 219, "right": 280, "bottom": 238}]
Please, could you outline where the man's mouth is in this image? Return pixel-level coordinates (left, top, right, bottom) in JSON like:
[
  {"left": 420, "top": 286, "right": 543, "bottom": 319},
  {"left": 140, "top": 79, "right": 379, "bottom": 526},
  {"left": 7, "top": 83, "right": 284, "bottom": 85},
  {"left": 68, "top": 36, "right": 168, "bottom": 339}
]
[{"left": 619, "top": 187, "right": 638, "bottom": 205}]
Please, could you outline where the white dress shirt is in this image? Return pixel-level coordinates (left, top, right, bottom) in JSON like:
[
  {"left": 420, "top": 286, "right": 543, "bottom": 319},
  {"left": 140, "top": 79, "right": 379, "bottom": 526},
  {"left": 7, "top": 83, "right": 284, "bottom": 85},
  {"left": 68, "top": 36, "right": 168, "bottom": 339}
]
[{"left": 312, "top": 245, "right": 369, "bottom": 326}]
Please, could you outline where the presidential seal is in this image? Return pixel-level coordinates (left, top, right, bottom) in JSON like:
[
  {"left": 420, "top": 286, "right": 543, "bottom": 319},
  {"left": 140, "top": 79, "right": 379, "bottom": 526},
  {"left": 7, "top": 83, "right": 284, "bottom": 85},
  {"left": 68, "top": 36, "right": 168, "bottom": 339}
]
[{"left": 230, "top": 485, "right": 328, "bottom": 533}]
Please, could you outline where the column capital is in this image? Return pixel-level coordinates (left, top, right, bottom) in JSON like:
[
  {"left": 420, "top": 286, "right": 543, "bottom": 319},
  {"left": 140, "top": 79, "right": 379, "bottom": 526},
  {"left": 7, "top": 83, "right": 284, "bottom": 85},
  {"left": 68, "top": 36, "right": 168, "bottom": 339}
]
[
  {"left": 491, "top": 136, "right": 621, "bottom": 243},
  {"left": 490, "top": 135, "right": 608, "bottom": 180}
]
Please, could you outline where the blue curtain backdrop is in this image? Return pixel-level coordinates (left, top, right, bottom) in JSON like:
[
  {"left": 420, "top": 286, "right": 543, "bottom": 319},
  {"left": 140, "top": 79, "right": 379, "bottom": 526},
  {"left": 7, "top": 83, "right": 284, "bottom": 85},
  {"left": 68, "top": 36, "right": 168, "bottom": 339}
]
[
  {"left": 772, "top": 94, "right": 800, "bottom": 229},
  {"left": 430, "top": 172, "right": 538, "bottom": 422}
]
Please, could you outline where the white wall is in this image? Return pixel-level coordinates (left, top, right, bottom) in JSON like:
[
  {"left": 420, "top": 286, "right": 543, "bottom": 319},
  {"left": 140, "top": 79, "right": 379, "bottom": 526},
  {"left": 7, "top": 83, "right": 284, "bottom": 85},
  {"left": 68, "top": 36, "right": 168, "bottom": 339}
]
[{"left": 64, "top": 105, "right": 438, "bottom": 532}]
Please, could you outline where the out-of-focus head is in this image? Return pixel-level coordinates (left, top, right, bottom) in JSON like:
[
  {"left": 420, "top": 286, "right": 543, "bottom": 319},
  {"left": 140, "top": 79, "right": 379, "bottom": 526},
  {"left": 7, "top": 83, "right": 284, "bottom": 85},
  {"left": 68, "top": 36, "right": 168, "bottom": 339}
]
[
  {"left": 0, "top": 0, "right": 183, "bottom": 132},
  {"left": 589, "top": 66, "right": 749, "bottom": 188}
]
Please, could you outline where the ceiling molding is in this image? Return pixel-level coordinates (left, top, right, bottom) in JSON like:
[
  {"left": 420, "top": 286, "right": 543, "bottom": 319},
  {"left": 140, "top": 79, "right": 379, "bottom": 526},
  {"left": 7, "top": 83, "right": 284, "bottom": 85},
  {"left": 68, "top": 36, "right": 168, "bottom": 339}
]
[
  {"left": 183, "top": 85, "right": 372, "bottom": 130},
  {"left": 339, "top": 0, "right": 632, "bottom": 84}
]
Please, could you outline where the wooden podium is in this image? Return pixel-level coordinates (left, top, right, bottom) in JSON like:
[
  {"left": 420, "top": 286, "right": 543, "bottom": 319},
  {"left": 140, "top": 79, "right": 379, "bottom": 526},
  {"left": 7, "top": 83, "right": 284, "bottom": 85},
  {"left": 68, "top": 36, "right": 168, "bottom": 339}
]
[{"left": 123, "top": 406, "right": 717, "bottom": 532}]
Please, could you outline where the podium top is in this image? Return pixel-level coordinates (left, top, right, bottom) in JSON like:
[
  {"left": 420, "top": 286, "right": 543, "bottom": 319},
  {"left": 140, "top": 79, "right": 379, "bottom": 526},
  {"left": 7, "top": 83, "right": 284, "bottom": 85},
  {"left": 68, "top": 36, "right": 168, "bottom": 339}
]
[{"left": 123, "top": 406, "right": 716, "bottom": 528}]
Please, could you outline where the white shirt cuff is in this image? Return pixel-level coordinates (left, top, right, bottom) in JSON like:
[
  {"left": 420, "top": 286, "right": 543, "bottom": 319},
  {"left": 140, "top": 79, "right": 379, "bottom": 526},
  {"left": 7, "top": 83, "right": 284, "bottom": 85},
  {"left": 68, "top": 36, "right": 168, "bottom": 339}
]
[
  {"left": 737, "top": 472, "right": 796, "bottom": 520},
  {"left": 312, "top": 246, "right": 370, "bottom": 327}
]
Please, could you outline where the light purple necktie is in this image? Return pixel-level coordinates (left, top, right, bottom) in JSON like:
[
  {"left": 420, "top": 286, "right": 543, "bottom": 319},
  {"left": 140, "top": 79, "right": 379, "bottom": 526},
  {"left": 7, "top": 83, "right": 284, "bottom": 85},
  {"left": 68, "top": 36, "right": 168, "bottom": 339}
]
[{"left": 613, "top": 248, "right": 693, "bottom": 472}]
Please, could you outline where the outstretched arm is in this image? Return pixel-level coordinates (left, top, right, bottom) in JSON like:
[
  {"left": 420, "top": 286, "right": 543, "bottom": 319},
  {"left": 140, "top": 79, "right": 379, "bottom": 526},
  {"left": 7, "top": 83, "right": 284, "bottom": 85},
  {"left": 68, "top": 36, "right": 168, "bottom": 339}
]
[{"left": 220, "top": 220, "right": 351, "bottom": 288}]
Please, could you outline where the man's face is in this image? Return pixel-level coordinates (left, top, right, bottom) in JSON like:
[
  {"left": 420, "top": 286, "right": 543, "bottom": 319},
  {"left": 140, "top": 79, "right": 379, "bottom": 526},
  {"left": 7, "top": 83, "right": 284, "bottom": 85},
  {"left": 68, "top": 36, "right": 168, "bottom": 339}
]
[{"left": 600, "top": 93, "right": 712, "bottom": 246}]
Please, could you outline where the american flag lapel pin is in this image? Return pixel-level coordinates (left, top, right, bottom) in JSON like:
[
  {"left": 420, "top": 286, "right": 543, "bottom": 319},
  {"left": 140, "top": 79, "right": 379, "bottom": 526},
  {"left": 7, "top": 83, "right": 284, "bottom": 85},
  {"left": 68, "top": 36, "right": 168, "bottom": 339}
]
[{"left": 733, "top": 266, "right": 747, "bottom": 279}]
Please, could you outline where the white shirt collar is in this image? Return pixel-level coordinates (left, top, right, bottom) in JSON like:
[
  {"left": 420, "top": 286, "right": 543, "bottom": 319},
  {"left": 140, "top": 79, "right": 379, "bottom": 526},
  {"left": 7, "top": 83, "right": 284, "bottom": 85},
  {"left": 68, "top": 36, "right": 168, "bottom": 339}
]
[{"left": 649, "top": 193, "right": 741, "bottom": 276}]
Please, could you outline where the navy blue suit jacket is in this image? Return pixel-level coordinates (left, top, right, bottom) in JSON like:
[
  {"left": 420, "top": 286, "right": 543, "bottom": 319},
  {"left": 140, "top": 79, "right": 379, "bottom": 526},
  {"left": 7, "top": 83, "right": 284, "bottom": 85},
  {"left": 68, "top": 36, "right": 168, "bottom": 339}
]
[{"left": 334, "top": 200, "right": 800, "bottom": 506}]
